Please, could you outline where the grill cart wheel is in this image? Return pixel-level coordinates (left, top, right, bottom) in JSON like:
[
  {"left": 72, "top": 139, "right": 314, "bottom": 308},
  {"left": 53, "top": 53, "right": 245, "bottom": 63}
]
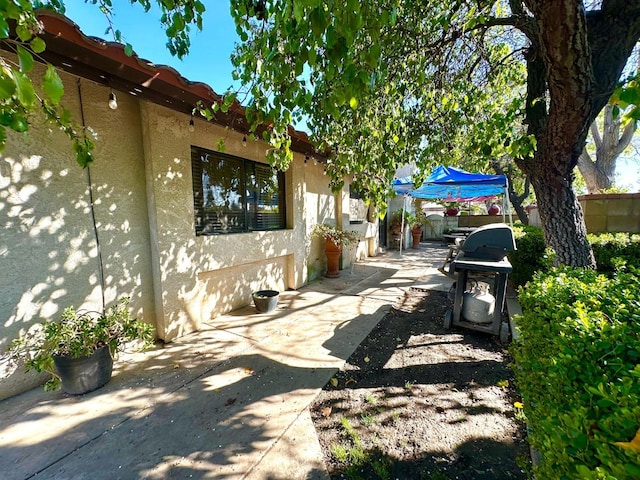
[
  {"left": 444, "top": 310, "right": 452, "bottom": 329},
  {"left": 500, "top": 322, "right": 511, "bottom": 344}
]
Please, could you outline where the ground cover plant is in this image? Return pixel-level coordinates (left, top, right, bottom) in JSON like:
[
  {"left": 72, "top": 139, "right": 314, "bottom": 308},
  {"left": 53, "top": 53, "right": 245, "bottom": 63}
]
[
  {"left": 311, "top": 289, "right": 529, "bottom": 479},
  {"left": 511, "top": 267, "right": 640, "bottom": 479}
]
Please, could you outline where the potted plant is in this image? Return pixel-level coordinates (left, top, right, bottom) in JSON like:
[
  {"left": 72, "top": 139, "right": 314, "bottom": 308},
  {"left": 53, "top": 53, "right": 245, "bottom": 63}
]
[
  {"left": 487, "top": 203, "right": 501, "bottom": 215},
  {"left": 443, "top": 202, "right": 460, "bottom": 217},
  {"left": 8, "top": 297, "right": 154, "bottom": 394},
  {"left": 312, "top": 224, "right": 360, "bottom": 278},
  {"left": 389, "top": 209, "right": 407, "bottom": 234},
  {"left": 411, "top": 209, "right": 426, "bottom": 248}
]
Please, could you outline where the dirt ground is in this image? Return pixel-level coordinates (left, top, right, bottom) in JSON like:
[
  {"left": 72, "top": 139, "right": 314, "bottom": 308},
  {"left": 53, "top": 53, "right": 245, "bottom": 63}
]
[{"left": 310, "top": 288, "right": 530, "bottom": 480}]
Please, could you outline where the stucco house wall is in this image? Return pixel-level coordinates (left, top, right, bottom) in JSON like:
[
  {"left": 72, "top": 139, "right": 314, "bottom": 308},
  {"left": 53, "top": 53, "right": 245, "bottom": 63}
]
[
  {"left": 138, "top": 101, "right": 311, "bottom": 340},
  {"left": 1, "top": 65, "right": 156, "bottom": 397},
  {"left": 0, "top": 49, "right": 378, "bottom": 399}
]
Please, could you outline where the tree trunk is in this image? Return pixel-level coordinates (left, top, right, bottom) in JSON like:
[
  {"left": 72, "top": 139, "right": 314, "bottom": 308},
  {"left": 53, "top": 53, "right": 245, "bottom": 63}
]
[
  {"left": 577, "top": 150, "right": 613, "bottom": 192},
  {"left": 510, "top": 195, "right": 529, "bottom": 226},
  {"left": 529, "top": 171, "right": 595, "bottom": 268},
  {"left": 577, "top": 105, "right": 636, "bottom": 192}
]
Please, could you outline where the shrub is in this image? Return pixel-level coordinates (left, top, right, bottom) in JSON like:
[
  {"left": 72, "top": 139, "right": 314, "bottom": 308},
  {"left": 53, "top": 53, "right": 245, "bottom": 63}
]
[
  {"left": 508, "top": 224, "right": 552, "bottom": 287},
  {"left": 588, "top": 232, "right": 640, "bottom": 275},
  {"left": 511, "top": 267, "right": 640, "bottom": 479}
]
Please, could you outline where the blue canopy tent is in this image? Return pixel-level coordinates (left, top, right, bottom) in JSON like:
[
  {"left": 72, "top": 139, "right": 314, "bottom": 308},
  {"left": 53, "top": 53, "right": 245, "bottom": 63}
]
[
  {"left": 393, "top": 166, "right": 508, "bottom": 199},
  {"left": 412, "top": 166, "right": 507, "bottom": 201},
  {"left": 391, "top": 166, "right": 512, "bottom": 253}
]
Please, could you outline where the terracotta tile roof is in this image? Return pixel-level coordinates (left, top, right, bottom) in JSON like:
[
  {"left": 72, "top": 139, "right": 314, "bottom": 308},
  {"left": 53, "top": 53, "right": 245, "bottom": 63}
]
[{"left": 33, "top": 10, "right": 320, "bottom": 157}]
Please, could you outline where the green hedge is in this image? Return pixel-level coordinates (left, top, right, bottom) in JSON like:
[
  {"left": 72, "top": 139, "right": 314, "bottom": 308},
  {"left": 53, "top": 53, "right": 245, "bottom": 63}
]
[
  {"left": 508, "top": 229, "right": 640, "bottom": 286},
  {"left": 589, "top": 233, "right": 640, "bottom": 275},
  {"left": 508, "top": 225, "right": 550, "bottom": 287},
  {"left": 511, "top": 267, "right": 640, "bottom": 479}
]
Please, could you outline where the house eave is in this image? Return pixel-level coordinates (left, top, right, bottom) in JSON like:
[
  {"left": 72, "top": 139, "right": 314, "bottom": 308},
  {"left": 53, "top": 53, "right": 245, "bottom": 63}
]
[{"left": 19, "top": 10, "right": 322, "bottom": 158}]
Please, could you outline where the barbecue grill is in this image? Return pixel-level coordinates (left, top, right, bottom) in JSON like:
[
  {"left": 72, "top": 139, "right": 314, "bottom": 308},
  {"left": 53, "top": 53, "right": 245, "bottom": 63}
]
[{"left": 444, "top": 223, "right": 516, "bottom": 342}]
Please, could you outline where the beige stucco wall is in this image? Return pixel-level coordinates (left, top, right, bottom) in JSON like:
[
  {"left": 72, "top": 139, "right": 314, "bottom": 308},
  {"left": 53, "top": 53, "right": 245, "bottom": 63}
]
[
  {"left": 138, "top": 102, "right": 311, "bottom": 341},
  {"left": 578, "top": 193, "right": 640, "bottom": 233},
  {"left": 527, "top": 194, "right": 640, "bottom": 233},
  {"left": 0, "top": 57, "right": 379, "bottom": 399},
  {"left": 0, "top": 65, "right": 155, "bottom": 399}
]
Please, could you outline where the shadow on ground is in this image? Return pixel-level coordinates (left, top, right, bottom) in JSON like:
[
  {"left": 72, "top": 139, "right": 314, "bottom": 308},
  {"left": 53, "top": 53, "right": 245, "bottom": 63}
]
[{"left": 311, "top": 289, "right": 530, "bottom": 480}]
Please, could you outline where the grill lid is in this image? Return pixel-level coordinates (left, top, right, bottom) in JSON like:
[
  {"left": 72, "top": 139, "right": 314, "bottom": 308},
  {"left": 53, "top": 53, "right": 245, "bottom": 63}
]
[{"left": 459, "top": 224, "right": 516, "bottom": 261}]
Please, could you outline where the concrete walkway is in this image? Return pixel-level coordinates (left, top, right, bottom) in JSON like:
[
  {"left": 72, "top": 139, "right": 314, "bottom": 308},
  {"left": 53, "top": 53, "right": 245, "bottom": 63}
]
[{"left": 0, "top": 243, "right": 453, "bottom": 480}]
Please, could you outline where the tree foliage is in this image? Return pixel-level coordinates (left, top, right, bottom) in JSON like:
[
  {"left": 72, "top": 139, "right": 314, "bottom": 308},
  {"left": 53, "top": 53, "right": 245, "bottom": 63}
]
[
  {"left": 229, "top": 0, "right": 640, "bottom": 267},
  {"left": 0, "top": 0, "right": 205, "bottom": 168},
  {"left": 578, "top": 65, "right": 640, "bottom": 193},
  {"left": 3, "top": 1, "right": 640, "bottom": 268}
]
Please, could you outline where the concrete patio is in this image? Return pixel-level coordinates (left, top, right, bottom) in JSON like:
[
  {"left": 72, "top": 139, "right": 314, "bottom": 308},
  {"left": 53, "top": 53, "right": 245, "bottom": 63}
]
[{"left": 0, "top": 243, "right": 455, "bottom": 480}]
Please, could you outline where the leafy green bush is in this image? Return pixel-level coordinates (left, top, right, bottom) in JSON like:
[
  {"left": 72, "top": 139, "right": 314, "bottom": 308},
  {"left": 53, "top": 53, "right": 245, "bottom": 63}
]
[
  {"left": 508, "top": 224, "right": 552, "bottom": 287},
  {"left": 511, "top": 267, "right": 640, "bottom": 479},
  {"left": 588, "top": 232, "right": 640, "bottom": 275}
]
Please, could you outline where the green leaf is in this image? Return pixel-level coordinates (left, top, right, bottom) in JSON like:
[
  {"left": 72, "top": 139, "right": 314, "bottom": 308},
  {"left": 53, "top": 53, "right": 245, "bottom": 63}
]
[
  {"left": 43, "top": 65, "right": 64, "bottom": 105},
  {"left": 368, "top": 43, "right": 380, "bottom": 69},
  {"left": 293, "top": 2, "right": 304, "bottom": 22},
  {"left": 30, "top": 37, "right": 46, "bottom": 54},
  {"left": 0, "top": 126, "right": 6, "bottom": 151},
  {"left": 619, "top": 87, "right": 640, "bottom": 106},
  {"left": 15, "top": 24, "right": 32, "bottom": 42},
  {"left": 73, "top": 138, "right": 94, "bottom": 168},
  {"left": 124, "top": 43, "right": 134, "bottom": 56},
  {"left": 310, "top": 8, "right": 326, "bottom": 37},
  {"left": 0, "top": 73, "right": 16, "bottom": 98},
  {"left": 349, "top": 97, "right": 358, "bottom": 109},
  {"left": 10, "top": 114, "right": 28, "bottom": 132},
  {"left": 625, "top": 463, "right": 640, "bottom": 476},
  {"left": 0, "top": 17, "right": 10, "bottom": 38},
  {"left": 390, "top": 6, "right": 398, "bottom": 25},
  {"left": 17, "top": 45, "right": 34, "bottom": 73},
  {"left": 326, "top": 26, "right": 337, "bottom": 48},
  {"left": 0, "top": 111, "right": 12, "bottom": 126},
  {"left": 13, "top": 70, "right": 36, "bottom": 108}
]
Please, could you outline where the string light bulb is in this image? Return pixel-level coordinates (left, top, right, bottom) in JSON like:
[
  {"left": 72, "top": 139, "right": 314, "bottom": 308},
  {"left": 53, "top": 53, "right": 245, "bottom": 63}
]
[
  {"left": 242, "top": 135, "right": 247, "bottom": 147},
  {"left": 189, "top": 116, "right": 195, "bottom": 132},
  {"left": 108, "top": 90, "right": 118, "bottom": 110}
]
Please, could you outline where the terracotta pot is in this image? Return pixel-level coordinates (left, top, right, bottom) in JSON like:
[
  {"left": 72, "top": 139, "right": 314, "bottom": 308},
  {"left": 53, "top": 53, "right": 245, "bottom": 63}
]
[
  {"left": 324, "top": 238, "right": 342, "bottom": 278},
  {"left": 411, "top": 226, "right": 422, "bottom": 248},
  {"left": 445, "top": 208, "right": 459, "bottom": 217},
  {"left": 488, "top": 204, "right": 501, "bottom": 215}
]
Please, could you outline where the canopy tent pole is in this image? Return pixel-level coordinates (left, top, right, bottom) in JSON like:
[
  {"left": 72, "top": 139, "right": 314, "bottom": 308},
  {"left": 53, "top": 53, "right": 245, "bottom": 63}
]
[
  {"left": 399, "top": 194, "right": 407, "bottom": 255},
  {"left": 504, "top": 179, "right": 513, "bottom": 227}
]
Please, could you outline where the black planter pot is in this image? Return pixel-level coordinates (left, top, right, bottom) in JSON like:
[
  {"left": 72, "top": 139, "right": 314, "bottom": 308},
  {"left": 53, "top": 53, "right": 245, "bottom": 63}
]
[
  {"left": 252, "top": 290, "right": 280, "bottom": 313},
  {"left": 53, "top": 345, "right": 114, "bottom": 395}
]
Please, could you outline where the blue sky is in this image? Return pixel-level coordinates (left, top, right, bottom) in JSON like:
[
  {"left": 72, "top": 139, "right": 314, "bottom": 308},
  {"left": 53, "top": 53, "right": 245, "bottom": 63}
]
[
  {"left": 63, "top": 1, "right": 240, "bottom": 94},
  {"left": 63, "top": 1, "right": 639, "bottom": 192}
]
